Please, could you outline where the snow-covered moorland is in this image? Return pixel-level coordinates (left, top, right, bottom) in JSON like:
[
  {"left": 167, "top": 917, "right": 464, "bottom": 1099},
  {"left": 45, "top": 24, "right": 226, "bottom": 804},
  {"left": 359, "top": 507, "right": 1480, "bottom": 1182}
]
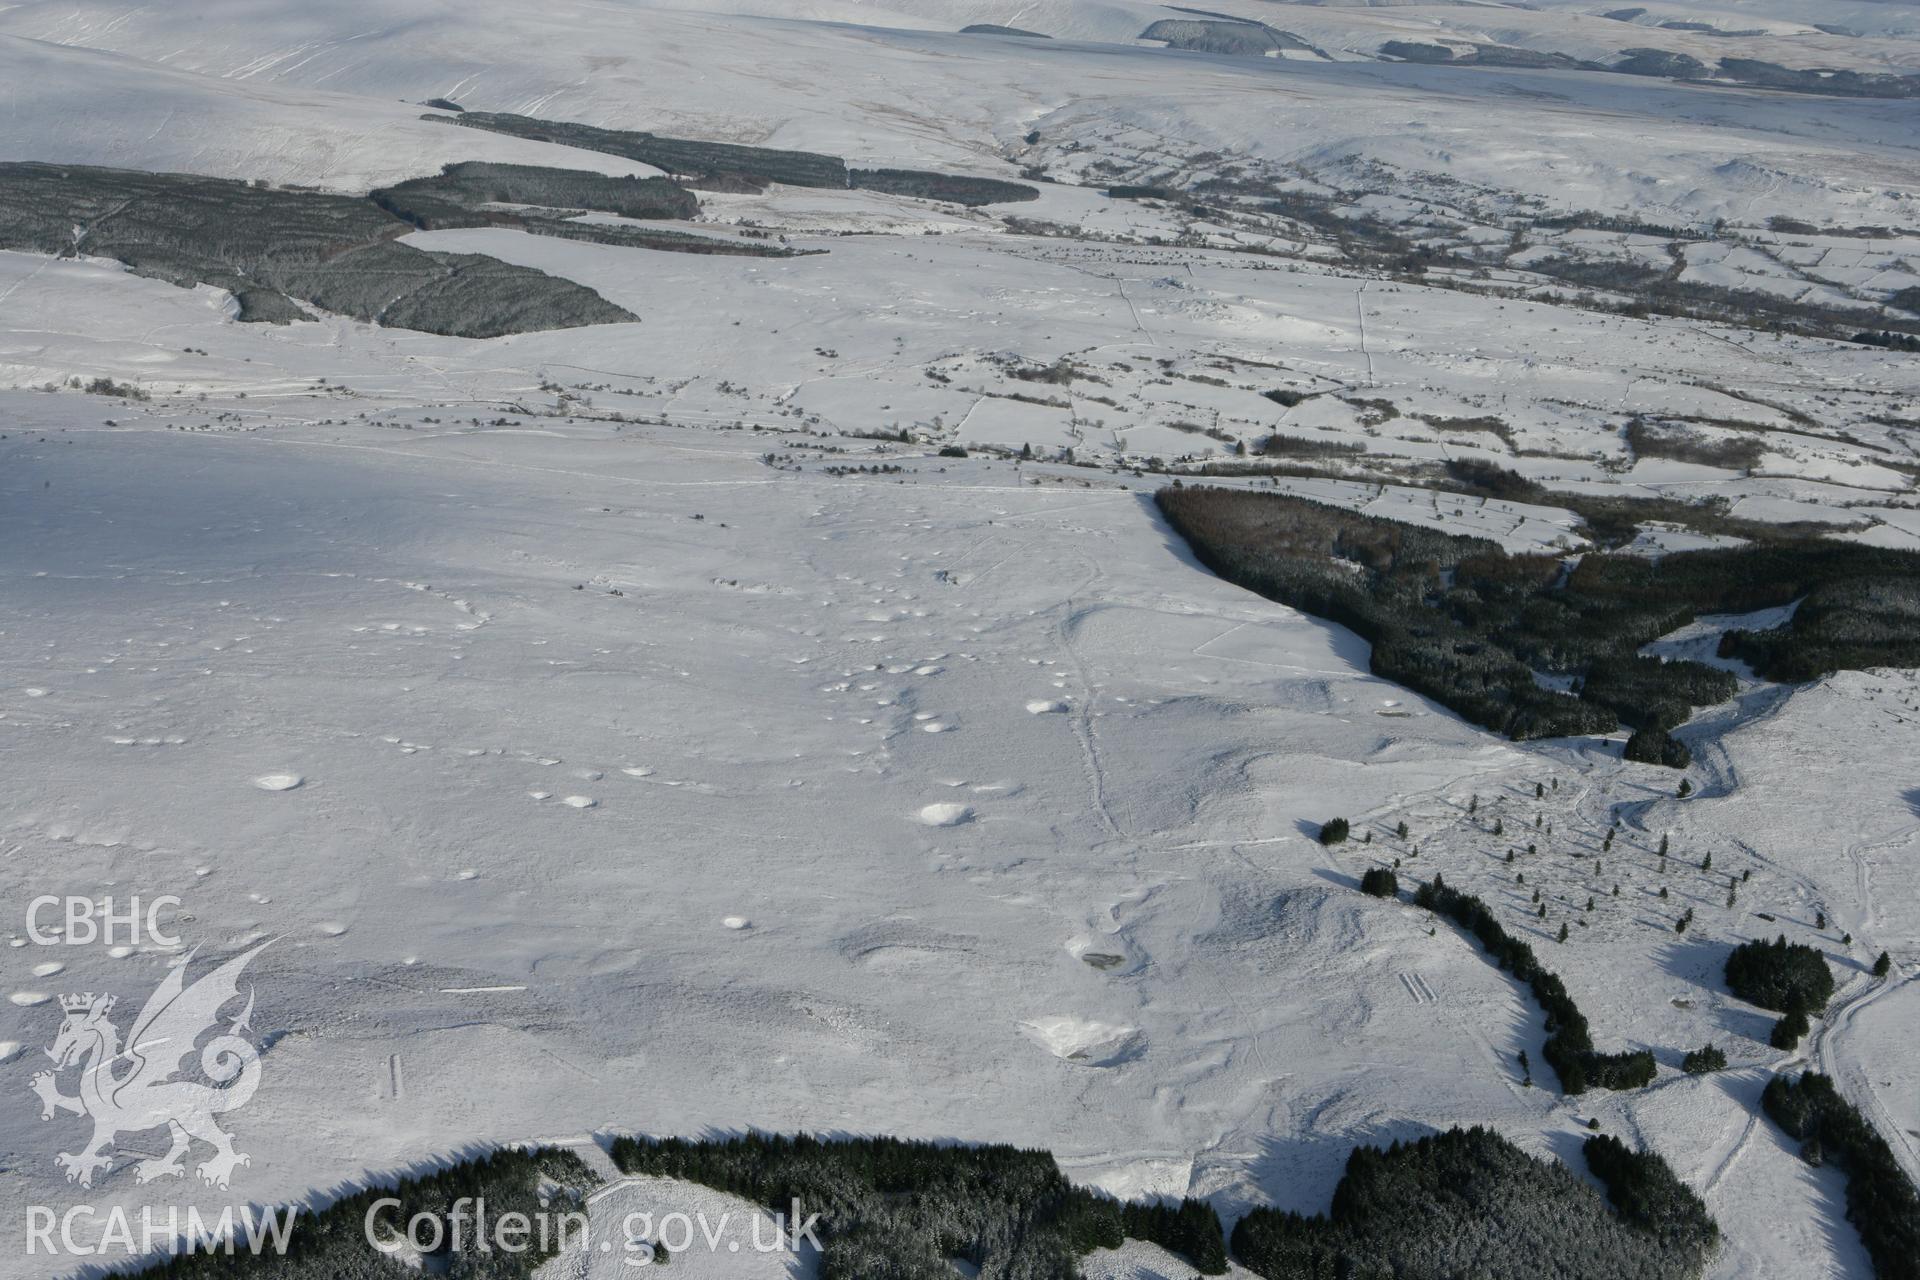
[{"left": 1, "top": 2, "right": 1918, "bottom": 1278}]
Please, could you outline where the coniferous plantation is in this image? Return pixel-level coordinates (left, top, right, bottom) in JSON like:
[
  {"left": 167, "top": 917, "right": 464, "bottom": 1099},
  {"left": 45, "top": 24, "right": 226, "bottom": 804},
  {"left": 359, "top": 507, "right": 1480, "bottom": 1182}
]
[
  {"left": 1155, "top": 486, "right": 1920, "bottom": 751},
  {"left": 372, "top": 161, "right": 701, "bottom": 227},
  {"left": 0, "top": 162, "right": 636, "bottom": 336},
  {"left": 1231, "top": 1127, "right": 1718, "bottom": 1280},
  {"left": 609, "top": 1132, "right": 1227, "bottom": 1278},
  {"left": 109, "top": 1131, "right": 1729, "bottom": 1280},
  {"left": 440, "top": 111, "right": 1038, "bottom": 204},
  {"left": 370, "top": 162, "right": 810, "bottom": 256},
  {"left": 126, "top": 1148, "right": 597, "bottom": 1280},
  {"left": 1414, "top": 876, "right": 1657, "bottom": 1092}
]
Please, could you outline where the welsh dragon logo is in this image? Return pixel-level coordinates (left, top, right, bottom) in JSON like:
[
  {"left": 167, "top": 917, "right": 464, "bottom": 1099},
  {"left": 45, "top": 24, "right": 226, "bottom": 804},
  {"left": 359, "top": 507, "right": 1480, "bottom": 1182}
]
[{"left": 29, "top": 941, "right": 269, "bottom": 1190}]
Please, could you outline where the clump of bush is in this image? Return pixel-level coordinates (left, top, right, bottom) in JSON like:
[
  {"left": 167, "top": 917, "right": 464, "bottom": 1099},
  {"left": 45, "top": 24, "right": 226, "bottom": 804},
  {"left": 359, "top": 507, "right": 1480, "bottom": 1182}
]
[
  {"left": 1726, "top": 935, "right": 1834, "bottom": 1013},
  {"left": 1681, "top": 1044, "right": 1727, "bottom": 1074},
  {"left": 1763, "top": 1072, "right": 1920, "bottom": 1280},
  {"left": 83, "top": 376, "right": 150, "bottom": 400},
  {"left": 1624, "top": 418, "right": 1763, "bottom": 471},
  {"left": 1232, "top": 1127, "right": 1717, "bottom": 1280},
  {"left": 1360, "top": 867, "right": 1399, "bottom": 898},
  {"left": 1770, "top": 1006, "right": 1811, "bottom": 1051}
]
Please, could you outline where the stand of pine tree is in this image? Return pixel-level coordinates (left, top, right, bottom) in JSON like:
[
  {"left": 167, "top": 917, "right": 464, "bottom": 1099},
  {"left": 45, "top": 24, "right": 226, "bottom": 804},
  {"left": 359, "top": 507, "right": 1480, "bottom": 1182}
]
[
  {"left": 610, "top": 1132, "right": 1229, "bottom": 1279},
  {"left": 1232, "top": 1126, "right": 1717, "bottom": 1280}
]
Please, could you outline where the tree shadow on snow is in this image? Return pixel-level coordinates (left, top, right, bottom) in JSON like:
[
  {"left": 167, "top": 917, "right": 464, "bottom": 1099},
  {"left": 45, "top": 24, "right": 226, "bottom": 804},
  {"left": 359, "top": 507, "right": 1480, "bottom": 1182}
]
[
  {"left": 1133, "top": 491, "right": 1374, "bottom": 674},
  {"left": 1656, "top": 936, "right": 1777, "bottom": 1046},
  {"left": 1309, "top": 865, "right": 1362, "bottom": 892},
  {"left": 1541, "top": 1126, "right": 1607, "bottom": 1193},
  {"left": 1237, "top": 1124, "right": 1440, "bottom": 1222},
  {"left": 1657, "top": 936, "right": 1728, "bottom": 991}
]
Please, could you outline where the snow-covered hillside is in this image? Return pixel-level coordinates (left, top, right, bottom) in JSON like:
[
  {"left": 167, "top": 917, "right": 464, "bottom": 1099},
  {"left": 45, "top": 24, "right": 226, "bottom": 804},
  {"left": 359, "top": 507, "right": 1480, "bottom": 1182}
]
[{"left": 0, "top": 4, "right": 1916, "bottom": 1279}]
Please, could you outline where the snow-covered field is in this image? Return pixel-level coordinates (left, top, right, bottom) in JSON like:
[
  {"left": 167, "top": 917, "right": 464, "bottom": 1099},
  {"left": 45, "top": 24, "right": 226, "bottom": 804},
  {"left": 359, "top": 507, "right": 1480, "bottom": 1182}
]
[{"left": 1, "top": 3, "right": 1917, "bottom": 1278}]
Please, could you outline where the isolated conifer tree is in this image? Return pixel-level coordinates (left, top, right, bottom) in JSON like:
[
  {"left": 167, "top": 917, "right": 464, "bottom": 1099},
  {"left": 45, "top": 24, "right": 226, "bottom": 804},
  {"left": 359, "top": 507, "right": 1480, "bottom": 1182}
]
[
  {"left": 1557, "top": 922, "right": 1569, "bottom": 943},
  {"left": 1702, "top": 852, "right": 1712, "bottom": 872},
  {"left": 1493, "top": 818, "right": 1504, "bottom": 836},
  {"left": 1397, "top": 820, "right": 1409, "bottom": 840},
  {"left": 1816, "top": 911, "right": 1826, "bottom": 930},
  {"left": 1660, "top": 834, "right": 1670, "bottom": 856},
  {"left": 1535, "top": 782, "right": 1544, "bottom": 798},
  {"left": 1873, "top": 951, "right": 1891, "bottom": 976},
  {"left": 1678, "top": 778, "right": 1693, "bottom": 797}
]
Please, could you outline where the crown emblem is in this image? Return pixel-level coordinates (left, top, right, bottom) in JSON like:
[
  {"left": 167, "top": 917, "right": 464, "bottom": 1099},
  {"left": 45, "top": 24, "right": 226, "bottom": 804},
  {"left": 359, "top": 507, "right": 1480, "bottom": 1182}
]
[{"left": 32, "top": 942, "right": 270, "bottom": 1192}]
